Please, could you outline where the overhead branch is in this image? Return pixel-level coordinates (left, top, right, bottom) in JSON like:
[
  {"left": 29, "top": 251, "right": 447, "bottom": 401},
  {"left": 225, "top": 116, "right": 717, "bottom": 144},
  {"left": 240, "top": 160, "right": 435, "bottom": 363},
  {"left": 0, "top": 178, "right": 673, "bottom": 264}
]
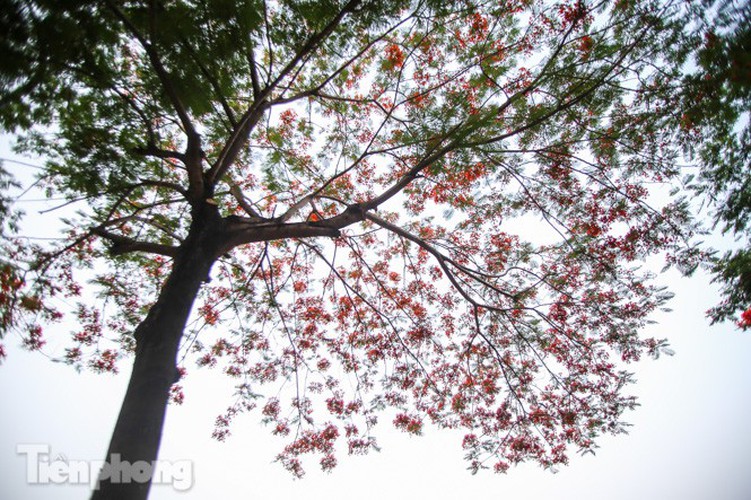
[
  {"left": 103, "top": 1, "right": 197, "bottom": 140},
  {"left": 304, "top": 125, "right": 462, "bottom": 225},
  {"left": 301, "top": 239, "right": 443, "bottom": 393},
  {"left": 205, "top": 103, "right": 268, "bottom": 187},
  {"left": 264, "top": 0, "right": 363, "bottom": 98},
  {"left": 133, "top": 145, "right": 186, "bottom": 163},
  {"left": 206, "top": 0, "right": 363, "bottom": 187},
  {"left": 272, "top": 15, "right": 408, "bottom": 105},
  {"left": 278, "top": 195, "right": 314, "bottom": 223},
  {"left": 91, "top": 226, "right": 179, "bottom": 257},
  {"left": 247, "top": 45, "right": 262, "bottom": 99},
  {"left": 31, "top": 233, "right": 95, "bottom": 274},
  {"left": 290, "top": 26, "right": 574, "bottom": 214},
  {"left": 219, "top": 217, "right": 342, "bottom": 256},
  {"left": 362, "top": 134, "right": 462, "bottom": 212},
  {"left": 229, "top": 183, "right": 264, "bottom": 219},
  {"left": 103, "top": 0, "right": 205, "bottom": 200},
  {"left": 470, "top": 35, "right": 644, "bottom": 149},
  {"left": 364, "top": 213, "right": 515, "bottom": 303}
]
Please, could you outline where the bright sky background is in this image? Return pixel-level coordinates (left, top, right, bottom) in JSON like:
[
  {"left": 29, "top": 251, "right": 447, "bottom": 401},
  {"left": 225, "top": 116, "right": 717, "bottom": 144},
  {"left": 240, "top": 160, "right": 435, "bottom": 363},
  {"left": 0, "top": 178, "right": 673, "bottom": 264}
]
[{"left": 1, "top": 142, "right": 751, "bottom": 499}]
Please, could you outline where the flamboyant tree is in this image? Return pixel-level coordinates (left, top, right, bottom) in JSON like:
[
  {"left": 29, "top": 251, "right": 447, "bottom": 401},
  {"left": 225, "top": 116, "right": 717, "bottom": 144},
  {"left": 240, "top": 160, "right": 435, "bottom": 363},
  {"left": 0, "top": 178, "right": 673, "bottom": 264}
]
[{"left": 0, "top": 0, "right": 706, "bottom": 498}]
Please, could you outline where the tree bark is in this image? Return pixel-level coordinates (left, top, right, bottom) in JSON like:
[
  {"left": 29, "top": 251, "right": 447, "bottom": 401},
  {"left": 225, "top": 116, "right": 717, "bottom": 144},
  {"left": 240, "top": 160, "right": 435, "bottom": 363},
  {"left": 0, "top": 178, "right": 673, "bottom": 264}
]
[{"left": 91, "top": 205, "right": 225, "bottom": 500}]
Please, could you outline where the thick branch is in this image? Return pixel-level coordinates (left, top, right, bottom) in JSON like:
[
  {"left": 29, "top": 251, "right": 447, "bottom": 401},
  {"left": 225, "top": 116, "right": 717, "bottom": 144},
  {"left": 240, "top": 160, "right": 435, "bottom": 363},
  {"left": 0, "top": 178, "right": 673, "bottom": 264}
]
[
  {"left": 247, "top": 45, "right": 262, "bottom": 99},
  {"left": 133, "top": 145, "right": 186, "bottom": 163},
  {"left": 205, "top": 103, "right": 268, "bottom": 187},
  {"left": 92, "top": 227, "right": 179, "bottom": 257},
  {"left": 229, "top": 184, "right": 264, "bottom": 219},
  {"left": 219, "top": 217, "right": 342, "bottom": 255}
]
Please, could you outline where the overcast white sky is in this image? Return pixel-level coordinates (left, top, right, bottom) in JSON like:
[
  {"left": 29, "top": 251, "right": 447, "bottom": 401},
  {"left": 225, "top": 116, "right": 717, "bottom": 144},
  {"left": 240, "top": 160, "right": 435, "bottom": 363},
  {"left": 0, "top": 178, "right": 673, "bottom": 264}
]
[{"left": 1, "top": 146, "right": 751, "bottom": 499}]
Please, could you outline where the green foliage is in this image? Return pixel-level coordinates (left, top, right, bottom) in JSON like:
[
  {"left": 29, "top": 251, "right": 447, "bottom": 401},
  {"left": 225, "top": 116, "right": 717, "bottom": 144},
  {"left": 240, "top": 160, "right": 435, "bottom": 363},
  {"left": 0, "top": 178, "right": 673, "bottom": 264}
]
[
  {"left": 709, "top": 249, "right": 751, "bottom": 323},
  {"left": 0, "top": 164, "right": 21, "bottom": 233},
  {"left": 677, "top": 0, "right": 751, "bottom": 323}
]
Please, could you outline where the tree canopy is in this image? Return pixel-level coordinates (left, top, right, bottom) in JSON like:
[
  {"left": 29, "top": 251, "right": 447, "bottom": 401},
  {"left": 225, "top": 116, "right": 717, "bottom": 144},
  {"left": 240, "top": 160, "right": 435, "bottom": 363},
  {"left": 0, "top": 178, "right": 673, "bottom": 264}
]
[{"left": 0, "top": 0, "right": 728, "bottom": 497}]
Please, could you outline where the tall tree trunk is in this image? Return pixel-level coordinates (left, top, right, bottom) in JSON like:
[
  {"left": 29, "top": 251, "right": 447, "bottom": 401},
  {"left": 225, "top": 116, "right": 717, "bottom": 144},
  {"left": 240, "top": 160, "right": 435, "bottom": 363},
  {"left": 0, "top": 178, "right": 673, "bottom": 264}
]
[{"left": 92, "top": 206, "right": 225, "bottom": 500}]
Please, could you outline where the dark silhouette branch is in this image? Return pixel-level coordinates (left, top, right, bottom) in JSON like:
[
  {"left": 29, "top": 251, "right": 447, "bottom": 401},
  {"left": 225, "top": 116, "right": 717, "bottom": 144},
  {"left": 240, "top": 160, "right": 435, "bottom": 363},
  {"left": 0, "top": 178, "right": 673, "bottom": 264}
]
[
  {"left": 92, "top": 226, "right": 179, "bottom": 257},
  {"left": 133, "top": 144, "right": 187, "bottom": 164}
]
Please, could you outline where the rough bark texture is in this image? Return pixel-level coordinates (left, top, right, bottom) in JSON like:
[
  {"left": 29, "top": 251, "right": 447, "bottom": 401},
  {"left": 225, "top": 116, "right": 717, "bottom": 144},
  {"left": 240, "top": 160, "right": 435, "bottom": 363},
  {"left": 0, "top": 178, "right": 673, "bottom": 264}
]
[{"left": 91, "top": 205, "right": 225, "bottom": 500}]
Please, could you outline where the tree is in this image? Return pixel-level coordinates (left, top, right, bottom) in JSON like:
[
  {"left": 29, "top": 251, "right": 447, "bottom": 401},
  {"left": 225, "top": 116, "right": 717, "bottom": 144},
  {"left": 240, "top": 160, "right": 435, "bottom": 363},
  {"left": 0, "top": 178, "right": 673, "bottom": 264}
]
[
  {"left": 0, "top": 0, "right": 703, "bottom": 498},
  {"left": 674, "top": 0, "right": 751, "bottom": 328}
]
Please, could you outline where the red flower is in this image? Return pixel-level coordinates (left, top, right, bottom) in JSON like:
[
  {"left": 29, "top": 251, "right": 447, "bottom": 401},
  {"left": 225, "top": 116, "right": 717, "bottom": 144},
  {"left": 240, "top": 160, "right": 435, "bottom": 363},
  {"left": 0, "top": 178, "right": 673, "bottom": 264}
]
[
  {"left": 578, "top": 35, "right": 593, "bottom": 57},
  {"left": 738, "top": 308, "right": 751, "bottom": 330},
  {"left": 170, "top": 385, "right": 185, "bottom": 405}
]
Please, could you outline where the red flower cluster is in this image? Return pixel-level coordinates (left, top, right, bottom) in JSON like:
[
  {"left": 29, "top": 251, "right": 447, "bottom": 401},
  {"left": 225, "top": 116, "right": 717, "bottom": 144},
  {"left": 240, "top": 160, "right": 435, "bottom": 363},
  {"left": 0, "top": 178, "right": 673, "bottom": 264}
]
[{"left": 384, "top": 43, "right": 405, "bottom": 69}]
